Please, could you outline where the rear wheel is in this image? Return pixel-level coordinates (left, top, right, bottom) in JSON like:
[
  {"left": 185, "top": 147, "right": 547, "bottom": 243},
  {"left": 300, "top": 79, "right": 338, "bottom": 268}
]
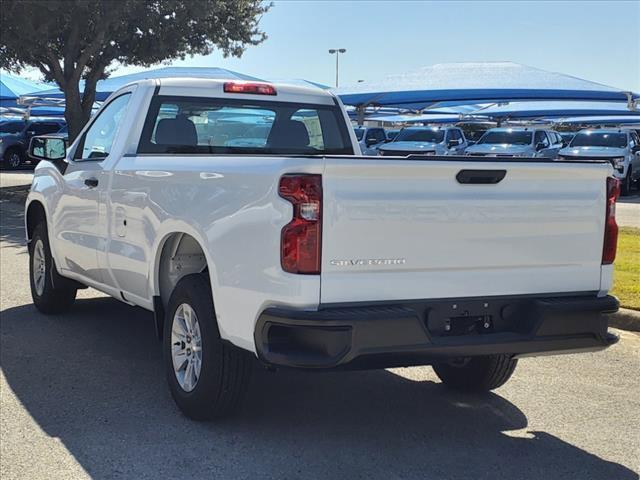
[
  {"left": 164, "top": 274, "right": 252, "bottom": 420},
  {"left": 433, "top": 354, "right": 517, "bottom": 392},
  {"left": 29, "top": 222, "right": 77, "bottom": 313}
]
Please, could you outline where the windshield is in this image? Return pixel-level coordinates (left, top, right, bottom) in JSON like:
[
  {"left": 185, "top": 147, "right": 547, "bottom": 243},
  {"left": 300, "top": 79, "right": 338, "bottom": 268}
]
[
  {"left": 0, "top": 121, "right": 26, "bottom": 134},
  {"left": 478, "top": 131, "right": 532, "bottom": 145},
  {"left": 394, "top": 129, "right": 444, "bottom": 143},
  {"left": 570, "top": 132, "right": 627, "bottom": 148},
  {"left": 354, "top": 128, "right": 365, "bottom": 141},
  {"left": 386, "top": 130, "right": 400, "bottom": 141}
]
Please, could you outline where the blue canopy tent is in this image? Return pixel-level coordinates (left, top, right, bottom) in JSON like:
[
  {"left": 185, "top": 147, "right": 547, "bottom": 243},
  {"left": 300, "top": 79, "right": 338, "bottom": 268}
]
[
  {"left": 335, "top": 63, "right": 639, "bottom": 124},
  {"left": 0, "top": 72, "right": 50, "bottom": 105},
  {"left": 362, "top": 113, "right": 464, "bottom": 124},
  {"left": 466, "top": 101, "right": 639, "bottom": 119},
  {"left": 551, "top": 115, "right": 640, "bottom": 126},
  {"left": 0, "top": 72, "right": 66, "bottom": 117},
  {"left": 23, "top": 66, "right": 265, "bottom": 102}
]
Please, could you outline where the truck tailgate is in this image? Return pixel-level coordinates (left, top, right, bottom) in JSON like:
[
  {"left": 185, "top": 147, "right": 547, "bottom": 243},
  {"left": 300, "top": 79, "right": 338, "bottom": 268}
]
[{"left": 320, "top": 157, "right": 610, "bottom": 304}]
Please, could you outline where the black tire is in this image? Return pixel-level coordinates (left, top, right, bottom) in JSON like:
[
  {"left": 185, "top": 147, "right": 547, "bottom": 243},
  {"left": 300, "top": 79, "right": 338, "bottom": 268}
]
[
  {"left": 433, "top": 354, "right": 517, "bottom": 392},
  {"left": 163, "top": 274, "right": 252, "bottom": 420},
  {"left": 29, "top": 222, "right": 77, "bottom": 314},
  {"left": 620, "top": 168, "right": 632, "bottom": 196},
  {"left": 3, "top": 148, "right": 24, "bottom": 170}
]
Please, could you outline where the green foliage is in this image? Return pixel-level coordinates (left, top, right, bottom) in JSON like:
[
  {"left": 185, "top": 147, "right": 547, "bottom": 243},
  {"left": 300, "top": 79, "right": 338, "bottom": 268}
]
[{"left": 0, "top": 0, "right": 270, "bottom": 138}]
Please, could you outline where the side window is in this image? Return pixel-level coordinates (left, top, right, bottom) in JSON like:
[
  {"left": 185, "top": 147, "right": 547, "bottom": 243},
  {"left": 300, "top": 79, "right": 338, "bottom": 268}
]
[
  {"left": 74, "top": 93, "right": 131, "bottom": 161},
  {"left": 457, "top": 129, "right": 465, "bottom": 141},
  {"left": 535, "top": 131, "right": 550, "bottom": 148}
]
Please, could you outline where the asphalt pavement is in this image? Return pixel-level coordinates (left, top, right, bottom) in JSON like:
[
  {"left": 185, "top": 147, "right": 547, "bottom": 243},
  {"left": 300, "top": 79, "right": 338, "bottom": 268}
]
[{"left": 1, "top": 193, "right": 639, "bottom": 479}]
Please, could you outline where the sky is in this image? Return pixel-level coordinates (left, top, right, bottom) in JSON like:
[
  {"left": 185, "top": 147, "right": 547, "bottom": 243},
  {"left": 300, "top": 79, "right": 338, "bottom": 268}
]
[{"left": 112, "top": 0, "right": 640, "bottom": 92}]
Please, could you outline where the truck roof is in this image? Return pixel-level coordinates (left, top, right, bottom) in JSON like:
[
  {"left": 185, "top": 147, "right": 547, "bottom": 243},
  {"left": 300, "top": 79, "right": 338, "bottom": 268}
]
[
  {"left": 114, "top": 77, "right": 338, "bottom": 106},
  {"left": 576, "top": 128, "right": 629, "bottom": 134},
  {"left": 487, "top": 127, "right": 542, "bottom": 132}
]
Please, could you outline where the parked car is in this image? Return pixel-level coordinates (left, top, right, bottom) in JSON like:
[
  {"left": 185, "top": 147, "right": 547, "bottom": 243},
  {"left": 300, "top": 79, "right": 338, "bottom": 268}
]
[
  {"left": 558, "top": 128, "right": 640, "bottom": 195},
  {"left": 465, "top": 127, "right": 564, "bottom": 158},
  {"left": 559, "top": 131, "right": 576, "bottom": 147},
  {"left": 0, "top": 118, "right": 66, "bottom": 169},
  {"left": 377, "top": 126, "right": 468, "bottom": 156},
  {"left": 26, "top": 78, "right": 620, "bottom": 420},
  {"left": 353, "top": 126, "right": 387, "bottom": 155}
]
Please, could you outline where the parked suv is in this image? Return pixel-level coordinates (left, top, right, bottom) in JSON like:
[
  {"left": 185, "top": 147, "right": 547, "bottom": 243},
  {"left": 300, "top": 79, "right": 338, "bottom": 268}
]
[
  {"left": 377, "top": 126, "right": 468, "bottom": 156},
  {"left": 558, "top": 128, "right": 640, "bottom": 195},
  {"left": 465, "top": 127, "right": 563, "bottom": 159},
  {"left": 0, "top": 118, "right": 66, "bottom": 169},
  {"left": 353, "top": 126, "right": 387, "bottom": 155}
]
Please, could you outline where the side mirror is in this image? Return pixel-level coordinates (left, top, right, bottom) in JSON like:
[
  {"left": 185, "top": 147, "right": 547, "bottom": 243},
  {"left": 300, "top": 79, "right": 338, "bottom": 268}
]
[
  {"left": 29, "top": 136, "right": 67, "bottom": 161},
  {"left": 448, "top": 139, "right": 460, "bottom": 148},
  {"left": 536, "top": 142, "right": 546, "bottom": 151},
  {"left": 365, "top": 137, "right": 379, "bottom": 147},
  {"left": 632, "top": 145, "right": 640, "bottom": 153},
  {"left": 26, "top": 130, "right": 36, "bottom": 136}
]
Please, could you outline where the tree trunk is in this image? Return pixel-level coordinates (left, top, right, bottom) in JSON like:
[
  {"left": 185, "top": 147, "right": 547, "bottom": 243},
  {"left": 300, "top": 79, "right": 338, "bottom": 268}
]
[{"left": 63, "top": 82, "right": 90, "bottom": 142}]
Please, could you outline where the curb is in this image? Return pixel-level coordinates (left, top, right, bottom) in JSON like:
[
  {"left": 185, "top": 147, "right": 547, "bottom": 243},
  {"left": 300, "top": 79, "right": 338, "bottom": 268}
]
[{"left": 610, "top": 308, "right": 640, "bottom": 332}]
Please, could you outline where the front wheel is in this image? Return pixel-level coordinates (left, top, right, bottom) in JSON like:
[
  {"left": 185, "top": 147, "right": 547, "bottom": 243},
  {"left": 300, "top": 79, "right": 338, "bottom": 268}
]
[
  {"left": 433, "top": 354, "right": 517, "bottom": 392},
  {"left": 29, "top": 222, "right": 77, "bottom": 313},
  {"left": 3, "top": 148, "right": 24, "bottom": 170},
  {"left": 164, "top": 274, "right": 252, "bottom": 420}
]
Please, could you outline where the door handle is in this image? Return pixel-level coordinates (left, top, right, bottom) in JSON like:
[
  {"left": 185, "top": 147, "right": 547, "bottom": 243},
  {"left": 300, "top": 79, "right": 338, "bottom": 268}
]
[
  {"left": 84, "top": 178, "right": 99, "bottom": 188},
  {"left": 456, "top": 169, "right": 506, "bottom": 184}
]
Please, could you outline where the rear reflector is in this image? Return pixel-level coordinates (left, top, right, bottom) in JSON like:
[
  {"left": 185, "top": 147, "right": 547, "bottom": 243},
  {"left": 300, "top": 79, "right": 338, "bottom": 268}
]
[
  {"left": 279, "top": 174, "right": 322, "bottom": 274},
  {"left": 602, "top": 177, "right": 620, "bottom": 265},
  {"left": 223, "top": 82, "right": 277, "bottom": 95}
]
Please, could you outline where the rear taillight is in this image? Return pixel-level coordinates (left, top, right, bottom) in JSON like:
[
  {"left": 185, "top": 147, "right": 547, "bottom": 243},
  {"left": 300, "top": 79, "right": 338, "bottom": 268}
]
[
  {"left": 223, "top": 81, "right": 277, "bottom": 95},
  {"left": 602, "top": 177, "right": 620, "bottom": 265},
  {"left": 279, "top": 174, "right": 322, "bottom": 274}
]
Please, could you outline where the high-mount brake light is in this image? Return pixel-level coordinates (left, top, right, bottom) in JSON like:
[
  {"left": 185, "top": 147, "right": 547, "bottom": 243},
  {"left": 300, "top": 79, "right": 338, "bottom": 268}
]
[
  {"left": 279, "top": 174, "right": 322, "bottom": 274},
  {"left": 602, "top": 177, "right": 620, "bottom": 265},
  {"left": 223, "top": 82, "right": 277, "bottom": 96}
]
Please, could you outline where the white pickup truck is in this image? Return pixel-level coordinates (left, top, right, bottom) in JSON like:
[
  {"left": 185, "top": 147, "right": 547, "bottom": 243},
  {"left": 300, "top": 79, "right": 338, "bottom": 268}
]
[{"left": 26, "top": 78, "right": 620, "bottom": 420}]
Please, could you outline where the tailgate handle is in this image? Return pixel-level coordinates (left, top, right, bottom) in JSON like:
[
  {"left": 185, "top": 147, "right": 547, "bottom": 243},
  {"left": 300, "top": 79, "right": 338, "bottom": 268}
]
[{"left": 456, "top": 169, "right": 506, "bottom": 184}]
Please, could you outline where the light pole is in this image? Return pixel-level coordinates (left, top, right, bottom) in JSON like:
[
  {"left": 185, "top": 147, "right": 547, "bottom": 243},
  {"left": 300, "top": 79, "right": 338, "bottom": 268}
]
[{"left": 328, "top": 48, "right": 346, "bottom": 87}]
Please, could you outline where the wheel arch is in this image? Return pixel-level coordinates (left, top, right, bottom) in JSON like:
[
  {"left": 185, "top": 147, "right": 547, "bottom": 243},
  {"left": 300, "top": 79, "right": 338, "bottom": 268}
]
[
  {"left": 25, "top": 199, "right": 47, "bottom": 242},
  {"left": 152, "top": 230, "right": 215, "bottom": 311}
]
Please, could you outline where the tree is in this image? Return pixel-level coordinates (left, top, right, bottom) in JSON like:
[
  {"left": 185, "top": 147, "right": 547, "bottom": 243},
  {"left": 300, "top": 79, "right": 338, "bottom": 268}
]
[{"left": 0, "top": 0, "right": 270, "bottom": 140}]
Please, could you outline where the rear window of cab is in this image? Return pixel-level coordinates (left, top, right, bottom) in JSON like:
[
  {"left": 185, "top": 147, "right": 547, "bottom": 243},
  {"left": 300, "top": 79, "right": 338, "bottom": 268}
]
[{"left": 137, "top": 96, "right": 354, "bottom": 155}]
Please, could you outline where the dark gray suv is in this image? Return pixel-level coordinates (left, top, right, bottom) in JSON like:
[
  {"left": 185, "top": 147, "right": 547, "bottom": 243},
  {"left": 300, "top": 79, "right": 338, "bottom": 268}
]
[{"left": 0, "top": 118, "right": 66, "bottom": 169}]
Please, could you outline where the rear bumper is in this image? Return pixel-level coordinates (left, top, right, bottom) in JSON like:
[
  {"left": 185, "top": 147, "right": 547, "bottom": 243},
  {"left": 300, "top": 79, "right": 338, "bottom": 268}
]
[{"left": 255, "top": 294, "right": 619, "bottom": 370}]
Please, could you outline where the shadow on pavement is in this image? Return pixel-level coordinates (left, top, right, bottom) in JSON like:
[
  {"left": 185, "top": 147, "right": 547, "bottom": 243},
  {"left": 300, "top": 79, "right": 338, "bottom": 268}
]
[
  {"left": 1, "top": 297, "right": 636, "bottom": 479},
  {"left": 0, "top": 199, "right": 27, "bottom": 252}
]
